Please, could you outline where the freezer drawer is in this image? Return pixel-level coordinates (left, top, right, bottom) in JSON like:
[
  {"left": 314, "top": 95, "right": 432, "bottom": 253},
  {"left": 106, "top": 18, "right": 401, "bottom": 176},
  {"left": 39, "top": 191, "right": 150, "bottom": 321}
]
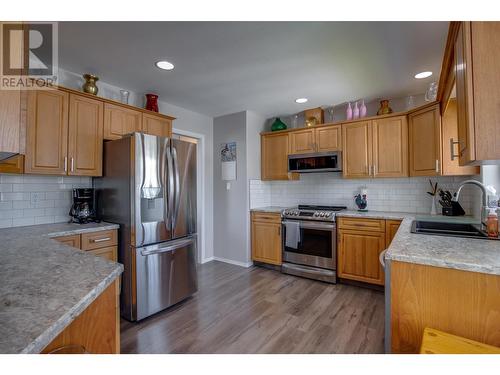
[{"left": 135, "top": 235, "right": 198, "bottom": 321}]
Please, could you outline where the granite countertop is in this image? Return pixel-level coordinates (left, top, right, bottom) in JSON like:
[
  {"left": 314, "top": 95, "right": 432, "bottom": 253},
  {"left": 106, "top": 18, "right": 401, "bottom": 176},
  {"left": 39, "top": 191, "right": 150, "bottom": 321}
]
[
  {"left": 0, "top": 222, "right": 123, "bottom": 354},
  {"left": 340, "top": 210, "right": 499, "bottom": 276}
]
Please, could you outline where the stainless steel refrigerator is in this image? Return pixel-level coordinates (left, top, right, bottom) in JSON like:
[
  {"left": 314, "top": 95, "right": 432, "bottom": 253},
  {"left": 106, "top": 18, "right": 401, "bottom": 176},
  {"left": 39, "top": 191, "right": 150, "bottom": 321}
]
[{"left": 95, "top": 132, "right": 197, "bottom": 321}]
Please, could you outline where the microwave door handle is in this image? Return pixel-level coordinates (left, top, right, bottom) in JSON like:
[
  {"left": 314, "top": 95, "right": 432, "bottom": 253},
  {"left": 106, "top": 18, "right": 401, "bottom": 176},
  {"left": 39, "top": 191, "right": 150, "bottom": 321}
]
[{"left": 171, "top": 145, "right": 181, "bottom": 232}]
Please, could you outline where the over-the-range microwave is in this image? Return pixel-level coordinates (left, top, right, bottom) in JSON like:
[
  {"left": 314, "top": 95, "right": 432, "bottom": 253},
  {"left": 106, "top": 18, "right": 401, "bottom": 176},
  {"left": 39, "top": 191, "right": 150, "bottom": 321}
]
[{"left": 288, "top": 151, "right": 342, "bottom": 173}]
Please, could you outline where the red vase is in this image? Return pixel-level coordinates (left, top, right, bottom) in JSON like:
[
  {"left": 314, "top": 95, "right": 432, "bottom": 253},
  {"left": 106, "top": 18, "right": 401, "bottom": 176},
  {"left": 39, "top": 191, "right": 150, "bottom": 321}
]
[{"left": 145, "top": 93, "right": 159, "bottom": 112}]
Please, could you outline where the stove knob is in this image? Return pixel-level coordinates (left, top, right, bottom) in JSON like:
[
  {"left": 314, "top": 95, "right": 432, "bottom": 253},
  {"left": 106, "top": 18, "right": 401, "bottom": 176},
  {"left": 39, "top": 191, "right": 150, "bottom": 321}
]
[
  {"left": 314, "top": 212, "right": 319, "bottom": 217},
  {"left": 295, "top": 211, "right": 299, "bottom": 216},
  {"left": 320, "top": 212, "right": 325, "bottom": 217}
]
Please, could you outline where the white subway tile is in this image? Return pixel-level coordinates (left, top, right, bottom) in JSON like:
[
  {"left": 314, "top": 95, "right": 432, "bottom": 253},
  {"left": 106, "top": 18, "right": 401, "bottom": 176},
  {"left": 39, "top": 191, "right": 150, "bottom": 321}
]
[
  {"left": 0, "top": 218, "right": 13, "bottom": 228},
  {"left": 12, "top": 217, "right": 35, "bottom": 227}
]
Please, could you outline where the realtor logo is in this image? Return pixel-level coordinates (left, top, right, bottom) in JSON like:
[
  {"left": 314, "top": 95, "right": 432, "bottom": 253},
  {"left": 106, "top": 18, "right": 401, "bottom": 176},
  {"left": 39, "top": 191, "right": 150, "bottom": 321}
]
[{"left": 1, "top": 22, "right": 58, "bottom": 89}]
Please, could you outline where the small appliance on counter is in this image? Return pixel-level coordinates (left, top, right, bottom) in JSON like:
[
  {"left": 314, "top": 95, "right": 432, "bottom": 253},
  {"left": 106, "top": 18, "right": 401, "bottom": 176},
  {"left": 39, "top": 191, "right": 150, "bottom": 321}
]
[{"left": 69, "top": 188, "right": 99, "bottom": 224}]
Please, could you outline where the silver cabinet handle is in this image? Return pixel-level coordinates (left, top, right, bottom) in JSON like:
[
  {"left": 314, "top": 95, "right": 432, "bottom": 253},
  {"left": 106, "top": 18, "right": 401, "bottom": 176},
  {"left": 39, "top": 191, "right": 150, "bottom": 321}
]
[
  {"left": 435, "top": 159, "right": 440, "bottom": 173},
  {"left": 379, "top": 249, "right": 387, "bottom": 269},
  {"left": 450, "top": 138, "right": 460, "bottom": 161},
  {"left": 64, "top": 156, "right": 68, "bottom": 173},
  {"left": 373, "top": 164, "right": 377, "bottom": 176},
  {"left": 70, "top": 157, "right": 74, "bottom": 172},
  {"left": 91, "top": 237, "right": 111, "bottom": 243}
]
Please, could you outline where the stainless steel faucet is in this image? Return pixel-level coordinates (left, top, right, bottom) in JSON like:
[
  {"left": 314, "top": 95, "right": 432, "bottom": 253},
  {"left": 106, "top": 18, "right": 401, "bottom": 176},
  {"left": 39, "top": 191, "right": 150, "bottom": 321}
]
[{"left": 452, "top": 179, "right": 488, "bottom": 226}]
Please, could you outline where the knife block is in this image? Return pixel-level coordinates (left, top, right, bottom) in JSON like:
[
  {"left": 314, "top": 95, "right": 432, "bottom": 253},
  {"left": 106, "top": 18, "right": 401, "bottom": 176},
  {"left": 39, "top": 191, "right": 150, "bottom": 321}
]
[{"left": 442, "top": 201, "right": 466, "bottom": 216}]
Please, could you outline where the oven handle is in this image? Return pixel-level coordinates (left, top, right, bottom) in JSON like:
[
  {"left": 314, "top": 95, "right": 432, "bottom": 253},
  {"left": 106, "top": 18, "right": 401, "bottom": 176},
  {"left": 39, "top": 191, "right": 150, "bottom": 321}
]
[{"left": 282, "top": 220, "right": 335, "bottom": 231}]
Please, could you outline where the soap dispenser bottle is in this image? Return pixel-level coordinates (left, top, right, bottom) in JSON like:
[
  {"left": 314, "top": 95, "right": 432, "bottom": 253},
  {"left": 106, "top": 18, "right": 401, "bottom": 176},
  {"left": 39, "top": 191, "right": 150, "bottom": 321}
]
[{"left": 487, "top": 208, "right": 499, "bottom": 238}]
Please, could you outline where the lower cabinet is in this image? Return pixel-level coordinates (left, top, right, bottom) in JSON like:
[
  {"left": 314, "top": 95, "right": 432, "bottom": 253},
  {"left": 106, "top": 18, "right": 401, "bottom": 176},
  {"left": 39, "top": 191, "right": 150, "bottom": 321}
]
[
  {"left": 337, "top": 217, "right": 402, "bottom": 286},
  {"left": 251, "top": 211, "right": 282, "bottom": 265},
  {"left": 54, "top": 229, "right": 118, "bottom": 262}
]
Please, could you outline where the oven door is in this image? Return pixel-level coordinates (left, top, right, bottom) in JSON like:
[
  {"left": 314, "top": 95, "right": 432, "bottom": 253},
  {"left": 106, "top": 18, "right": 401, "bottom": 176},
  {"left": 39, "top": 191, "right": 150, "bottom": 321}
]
[{"left": 282, "top": 220, "right": 336, "bottom": 270}]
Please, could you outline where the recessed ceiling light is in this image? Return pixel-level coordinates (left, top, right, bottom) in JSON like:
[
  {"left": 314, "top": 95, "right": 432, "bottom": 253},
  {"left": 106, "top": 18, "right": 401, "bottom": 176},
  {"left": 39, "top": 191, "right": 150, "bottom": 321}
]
[
  {"left": 414, "top": 71, "right": 432, "bottom": 79},
  {"left": 155, "top": 60, "right": 175, "bottom": 71},
  {"left": 295, "top": 98, "right": 308, "bottom": 104}
]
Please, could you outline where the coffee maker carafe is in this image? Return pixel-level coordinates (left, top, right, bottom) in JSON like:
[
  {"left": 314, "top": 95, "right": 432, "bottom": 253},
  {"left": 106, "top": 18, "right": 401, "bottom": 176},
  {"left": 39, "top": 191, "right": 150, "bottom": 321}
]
[{"left": 69, "top": 188, "right": 97, "bottom": 224}]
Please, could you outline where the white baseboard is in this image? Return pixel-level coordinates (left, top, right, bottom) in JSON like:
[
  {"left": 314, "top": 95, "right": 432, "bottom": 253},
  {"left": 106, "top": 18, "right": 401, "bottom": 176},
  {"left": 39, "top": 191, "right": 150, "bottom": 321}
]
[
  {"left": 212, "top": 256, "right": 253, "bottom": 268},
  {"left": 200, "top": 256, "right": 214, "bottom": 264}
]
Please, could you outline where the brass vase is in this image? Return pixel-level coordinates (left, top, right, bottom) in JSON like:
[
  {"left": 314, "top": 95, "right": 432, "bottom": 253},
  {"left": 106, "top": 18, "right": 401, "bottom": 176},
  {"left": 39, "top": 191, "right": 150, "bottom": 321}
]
[{"left": 82, "top": 74, "right": 99, "bottom": 95}]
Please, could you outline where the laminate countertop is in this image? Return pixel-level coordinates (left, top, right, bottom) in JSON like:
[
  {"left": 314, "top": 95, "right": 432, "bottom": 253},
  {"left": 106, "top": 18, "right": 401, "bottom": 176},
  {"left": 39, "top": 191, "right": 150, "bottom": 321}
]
[{"left": 0, "top": 222, "right": 123, "bottom": 354}]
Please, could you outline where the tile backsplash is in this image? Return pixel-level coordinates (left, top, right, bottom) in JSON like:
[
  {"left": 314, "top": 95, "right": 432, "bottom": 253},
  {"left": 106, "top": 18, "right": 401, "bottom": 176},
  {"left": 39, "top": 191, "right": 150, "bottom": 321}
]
[
  {"left": 0, "top": 174, "right": 92, "bottom": 228},
  {"left": 250, "top": 174, "right": 479, "bottom": 216}
]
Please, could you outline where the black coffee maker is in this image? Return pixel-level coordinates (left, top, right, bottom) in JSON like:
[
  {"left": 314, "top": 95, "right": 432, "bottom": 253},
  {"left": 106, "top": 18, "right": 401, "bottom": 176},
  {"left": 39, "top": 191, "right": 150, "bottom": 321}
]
[{"left": 69, "top": 188, "right": 98, "bottom": 224}]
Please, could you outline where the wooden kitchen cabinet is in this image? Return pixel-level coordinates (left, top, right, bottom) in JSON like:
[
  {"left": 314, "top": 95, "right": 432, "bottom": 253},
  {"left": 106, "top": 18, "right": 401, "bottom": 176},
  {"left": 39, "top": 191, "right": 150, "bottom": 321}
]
[
  {"left": 142, "top": 112, "right": 172, "bottom": 138},
  {"left": 441, "top": 22, "right": 500, "bottom": 166},
  {"left": 316, "top": 125, "right": 342, "bottom": 152},
  {"left": 0, "top": 154, "right": 24, "bottom": 174},
  {"left": 391, "top": 261, "right": 500, "bottom": 353},
  {"left": 385, "top": 220, "right": 402, "bottom": 247},
  {"left": 408, "top": 104, "right": 442, "bottom": 176},
  {"left": 372, "top": 116, "right": 408, "bottom": 178},
  {"left": 342, "top": 120, "right": 372, "bottom": 178},
  {"left": 261, "top": 133, "right": 298, "bottom": 181},
  {"left": 53, "top": 229, "right": 118, "bottom": 263},
  {"left": 25, "top": 90, "right": 69, "bottom": 175},
  {"left": 54, "top": 234, "right": 81, "bottom": 249},
  {"left": 251, "top": 211, "right": 282, "bottom": 265},
  {"left": 289, "top": 128, "right": 316, "bottom": 154},
  {"left": 42, "top": 279, "right": 120, "bottom": 354},
  {"left": 68, "top": 94, "right": 104, "bottom": 176},
  {"left": 441, "top": 98, "right": 479, "bottom": 176},
  {"left": 103, "top": 103, "right": 142, "bottom": 140}
]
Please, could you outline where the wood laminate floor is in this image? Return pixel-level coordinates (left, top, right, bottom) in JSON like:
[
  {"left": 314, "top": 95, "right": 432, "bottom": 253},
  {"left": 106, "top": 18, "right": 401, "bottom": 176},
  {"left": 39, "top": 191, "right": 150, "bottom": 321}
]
[{"left": 121, "top": 261, "right": 385, "bottom": 354}]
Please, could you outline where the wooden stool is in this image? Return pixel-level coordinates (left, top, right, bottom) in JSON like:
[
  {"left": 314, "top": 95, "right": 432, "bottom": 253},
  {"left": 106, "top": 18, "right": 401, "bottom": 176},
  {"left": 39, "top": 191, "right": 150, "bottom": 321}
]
[{"left": 420, "top": 327, "right": 500, "bottom": 354}]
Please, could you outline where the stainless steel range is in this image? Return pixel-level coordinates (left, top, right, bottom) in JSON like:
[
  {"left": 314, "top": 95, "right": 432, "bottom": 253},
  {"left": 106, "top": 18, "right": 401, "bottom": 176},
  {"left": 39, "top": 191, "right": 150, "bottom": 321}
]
[{"left": 281, "top": 205, "right": 346, "bottom": 283}]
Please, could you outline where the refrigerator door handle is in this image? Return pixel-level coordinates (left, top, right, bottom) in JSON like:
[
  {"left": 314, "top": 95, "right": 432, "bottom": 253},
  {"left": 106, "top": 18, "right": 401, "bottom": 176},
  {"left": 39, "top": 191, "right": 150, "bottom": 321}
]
[
  {"left": 140, "top": 236, "right": 196, "bottom": 256},
  {"left": 166, "top": 146, "right": 175, "bottom": 231},
  {"left": 172, "top": 145, "right": 181, "bottom": 231}
]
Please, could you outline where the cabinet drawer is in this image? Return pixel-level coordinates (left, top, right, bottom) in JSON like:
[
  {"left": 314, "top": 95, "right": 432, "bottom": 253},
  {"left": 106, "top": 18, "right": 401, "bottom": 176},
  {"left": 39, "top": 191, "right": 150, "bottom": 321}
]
[
  {"left": 251, "top": 211, "right": 282, "bottom": 223},
  {"left": 337, "top": 217, "right": 386, "bottom": 232},
  {"left": 53, "top": 234, "right": 81, "bottom": 249},
  {"left": 81, "top": 230, "right": 117, "bottom": 250},
  {"left": 88, "top": 246, "right": 118, "bottom": 262}
]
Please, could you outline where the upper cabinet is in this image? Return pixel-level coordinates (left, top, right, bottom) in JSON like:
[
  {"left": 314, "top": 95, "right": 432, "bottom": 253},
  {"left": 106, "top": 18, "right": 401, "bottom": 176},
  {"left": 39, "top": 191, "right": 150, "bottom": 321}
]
[
  {"left": 25, "top": 90, "right": 70, "bottom": 175},
  {"left": 408, "top": 104, "right": 442, "bottom": 176},
  {"left": 440, "top": 22, "right": 500, "bottom": 165},
  {"left": 68, "top": 94, "right": 104, "bottom": 176},
  {"left": 372, "top": 116, "right": 408, "bottom": 178},
  {"left": 103, "top": 103, "right": 142, "bottom": 140},
  {"left": 289, "top": 125, "right": 342, "bottom": 155},
  {"left": 342, "top": 116, "right": 408, "bottom": 179},
  {"left": 142, "top": 113, "right": 172, "bottom": 138},
  {"left": 261, "top": 132, "right": 298, "bottom": 181},
  {"left": 25, "top": 90, "right": 104, "bottom": 176}
]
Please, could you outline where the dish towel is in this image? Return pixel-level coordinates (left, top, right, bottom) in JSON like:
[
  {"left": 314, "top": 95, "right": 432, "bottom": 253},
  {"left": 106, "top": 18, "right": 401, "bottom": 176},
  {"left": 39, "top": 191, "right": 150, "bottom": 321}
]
[{"left": 285, "top": 221, "right": 301, "bottom": 249}]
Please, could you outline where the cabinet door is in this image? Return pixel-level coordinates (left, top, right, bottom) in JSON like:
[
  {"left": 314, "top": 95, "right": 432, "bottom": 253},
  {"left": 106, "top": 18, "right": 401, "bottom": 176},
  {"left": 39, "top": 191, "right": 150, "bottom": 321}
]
[
  {"left": 103, "top": 103, "right": 142, "bottom": 140},
  {"left": 442, "top": 98, "right": 479, "bottom": 176},
  {"left": 342, "top": 121, "right": 372, "bottom": 178},
  {"left": 409, "top": 104, "right": 442, "bottom": 176},
  {"left": 338, "top": 229, "right": 386, "bottom": 285},
  {"left": 289, "top": 128, "right": 316, "bottom": 154},
  {"left": 0, "top": 154, "right": 24, "bottom": 174},
  {"left": 261, "top": 133, "right": 294, "bottom": 180},
  {"left": 455, "top": 22, "right": 476, "bottom": 165},
  {"left": 385, "top": 220, "right": 402, "bottom": 247},
  {"left": 315, "top": 125, "right": 342, "bottom": 152},
  {"left": 25, "top": 90, "right": 69, "bottom": 175},
  {"left": 53, "top": 234, "right": 81, "bottom": 249},
  {"left": 68, "top": 94, "right": 104, "bottom": 176},
  {"left": 142, "top": 113, "right": 172, "bottom": 138},
  {"left": 251, "top": 220, "right": 282, "bottom": 265},
  {"left": 372, "top": 116, "right": 408, "bottom": 178}
]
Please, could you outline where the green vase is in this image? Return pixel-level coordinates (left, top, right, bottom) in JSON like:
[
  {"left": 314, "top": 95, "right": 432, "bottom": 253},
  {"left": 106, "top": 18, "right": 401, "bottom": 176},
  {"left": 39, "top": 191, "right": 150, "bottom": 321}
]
[{"left": 271, "top": 117, "right": 287, "bottom": 131}]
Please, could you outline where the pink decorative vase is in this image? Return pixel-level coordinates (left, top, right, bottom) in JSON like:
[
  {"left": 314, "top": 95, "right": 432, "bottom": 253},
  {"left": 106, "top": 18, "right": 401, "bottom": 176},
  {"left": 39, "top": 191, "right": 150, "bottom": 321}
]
[
  {"left": 360, "top": 100, "right": 367, "bottom": 118},
  {"left": 346, "top": 102, "right": 353, "bottom": 120},
  {"left": 353, "top": 101, "right": 360, "bottom": 119}
]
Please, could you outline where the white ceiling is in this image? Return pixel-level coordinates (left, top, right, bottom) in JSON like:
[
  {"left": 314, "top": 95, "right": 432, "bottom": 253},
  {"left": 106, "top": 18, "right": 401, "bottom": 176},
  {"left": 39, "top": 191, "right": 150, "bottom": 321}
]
[{"left": 59, "top": 22, "right": 448, "bottom": 118}]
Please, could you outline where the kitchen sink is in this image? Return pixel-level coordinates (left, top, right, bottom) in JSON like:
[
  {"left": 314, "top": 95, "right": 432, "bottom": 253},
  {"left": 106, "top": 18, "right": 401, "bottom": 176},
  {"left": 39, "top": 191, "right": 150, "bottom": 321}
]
[{"left": 411, "top": 220, "right": 494, "bottom": 240}]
